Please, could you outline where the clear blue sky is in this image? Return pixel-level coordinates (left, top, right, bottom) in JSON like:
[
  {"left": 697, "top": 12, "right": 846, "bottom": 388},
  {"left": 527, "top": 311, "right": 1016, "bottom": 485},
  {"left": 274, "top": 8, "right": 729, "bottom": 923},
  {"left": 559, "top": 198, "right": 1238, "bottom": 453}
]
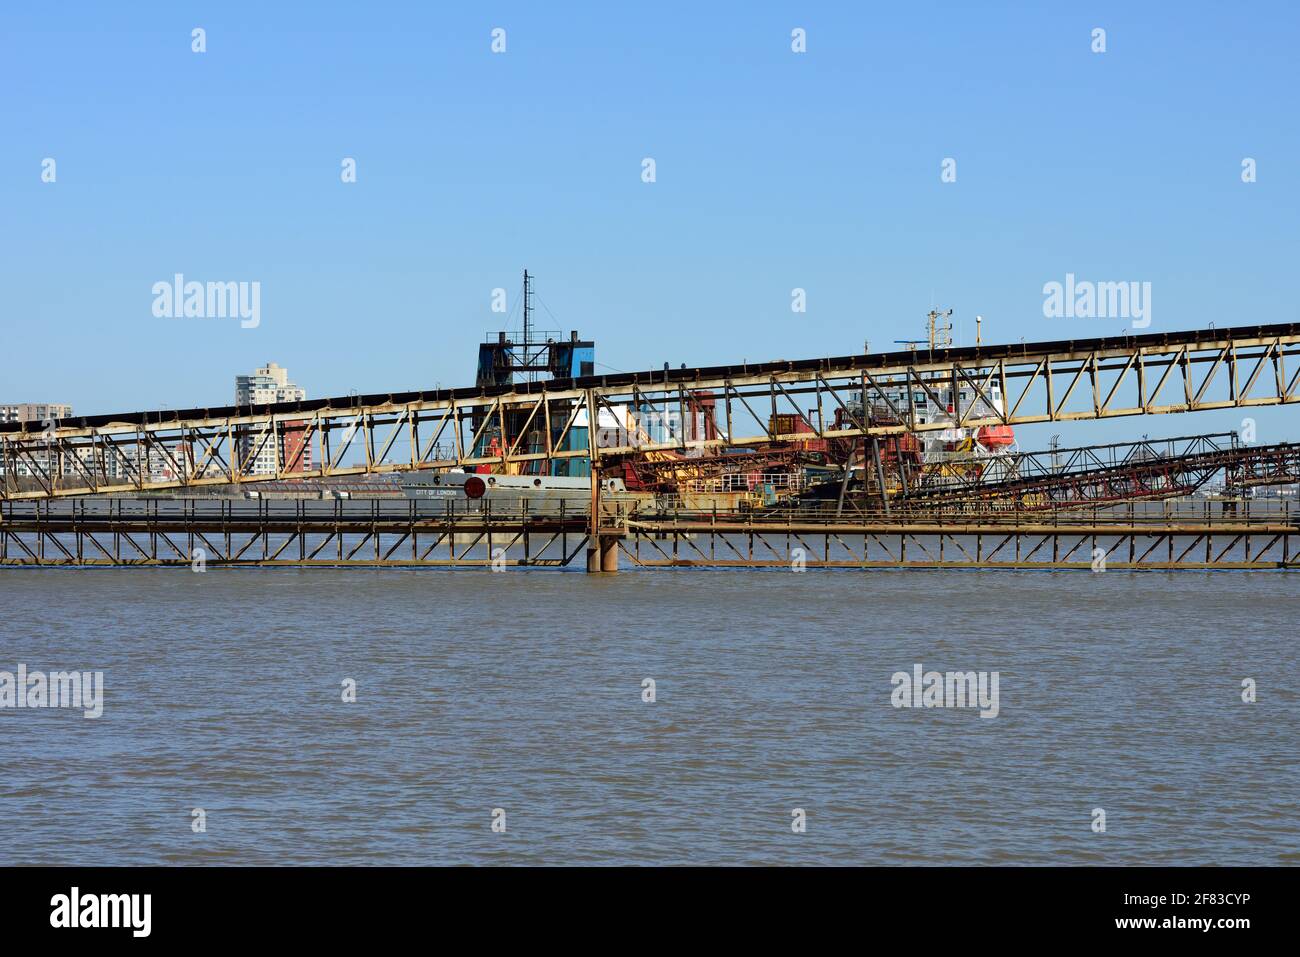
[{"left": 3, "top": 1, "right": 1297, "bottom": 447}]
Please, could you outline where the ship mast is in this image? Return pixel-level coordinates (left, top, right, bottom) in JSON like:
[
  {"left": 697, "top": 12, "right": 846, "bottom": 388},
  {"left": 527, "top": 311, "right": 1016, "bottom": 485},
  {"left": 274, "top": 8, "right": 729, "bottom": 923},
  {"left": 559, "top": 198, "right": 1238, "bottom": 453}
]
[
  {"left": 897, "top": 308, "right": 955, "bottom": 353},
  {"left": 522, "top": 269, "right": 534, "bottom": 383},
  {"left": 926, "top": 309, "right": 953, "bottom": 350}
]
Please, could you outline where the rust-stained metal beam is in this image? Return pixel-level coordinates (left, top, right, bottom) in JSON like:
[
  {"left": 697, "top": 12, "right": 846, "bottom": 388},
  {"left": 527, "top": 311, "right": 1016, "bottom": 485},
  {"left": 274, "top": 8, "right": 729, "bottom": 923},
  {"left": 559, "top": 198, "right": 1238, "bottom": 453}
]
[
  {"left": 3, "top": 322, "right": 1300, "bottom": 499},
  {"left": 2, "top": 497, "right": 1296, "bottom": 569}
]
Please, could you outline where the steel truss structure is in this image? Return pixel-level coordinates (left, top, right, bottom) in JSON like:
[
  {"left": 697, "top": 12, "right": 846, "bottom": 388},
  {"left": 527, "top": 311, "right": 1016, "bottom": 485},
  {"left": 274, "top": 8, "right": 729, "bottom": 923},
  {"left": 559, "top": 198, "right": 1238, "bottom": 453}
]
[
  {"left": 3, "top": 499, "right": 1296, "bottom": 570},
  {"left": 0, "top": 500, "right": 591, "bottom": 567},
  {"left": 897, "top": 434, "right": 1300, "bottom": 509},
  {"left": 616, "top": 513, "right": 1300, "bottom": 570},
  {"left": 4, "top": 322, "right": 1300, "bottom": 500}
]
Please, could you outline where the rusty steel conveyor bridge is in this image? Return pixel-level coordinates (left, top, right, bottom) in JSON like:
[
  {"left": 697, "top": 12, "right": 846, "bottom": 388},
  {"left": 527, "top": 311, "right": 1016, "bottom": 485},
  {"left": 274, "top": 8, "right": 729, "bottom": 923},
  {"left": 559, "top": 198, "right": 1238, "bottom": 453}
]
[{"left": 2, "top": 321, "right": 1299, "bottom": 570}]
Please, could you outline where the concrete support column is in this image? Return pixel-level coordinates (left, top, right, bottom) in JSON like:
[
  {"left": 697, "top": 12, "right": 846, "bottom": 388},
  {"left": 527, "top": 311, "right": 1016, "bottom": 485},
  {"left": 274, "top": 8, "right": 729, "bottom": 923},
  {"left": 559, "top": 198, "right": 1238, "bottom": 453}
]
[
  {"left": 600, "top": 536, "right": 618, "bottom": 572},
  {"left": 586, "top": 536, "right": 619, "bottom": 574},
  {"left": 584, "top": 387, "right": 617, "bottom": 573}
]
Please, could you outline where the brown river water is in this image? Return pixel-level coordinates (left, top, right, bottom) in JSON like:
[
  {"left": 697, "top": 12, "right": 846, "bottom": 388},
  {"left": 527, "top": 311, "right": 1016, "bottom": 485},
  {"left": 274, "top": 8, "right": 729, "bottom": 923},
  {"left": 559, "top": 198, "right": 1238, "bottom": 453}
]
[{"left": 0, "top": 567, "right": 1296, "bottom": 865}]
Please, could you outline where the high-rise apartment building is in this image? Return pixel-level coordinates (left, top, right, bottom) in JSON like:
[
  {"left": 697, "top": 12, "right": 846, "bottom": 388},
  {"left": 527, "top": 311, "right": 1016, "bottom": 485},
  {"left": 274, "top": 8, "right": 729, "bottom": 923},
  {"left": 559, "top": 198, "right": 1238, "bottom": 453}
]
[{"left": 234, "top": 363, "right": 311, "bottom": 476}]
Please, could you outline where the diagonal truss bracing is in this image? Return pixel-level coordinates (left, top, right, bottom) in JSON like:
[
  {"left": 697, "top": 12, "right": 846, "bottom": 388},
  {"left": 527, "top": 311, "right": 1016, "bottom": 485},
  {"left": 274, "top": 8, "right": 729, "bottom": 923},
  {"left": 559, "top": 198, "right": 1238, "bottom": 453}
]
[{"left": 3, "top": 322, "right": 1299, "bottom": 500}]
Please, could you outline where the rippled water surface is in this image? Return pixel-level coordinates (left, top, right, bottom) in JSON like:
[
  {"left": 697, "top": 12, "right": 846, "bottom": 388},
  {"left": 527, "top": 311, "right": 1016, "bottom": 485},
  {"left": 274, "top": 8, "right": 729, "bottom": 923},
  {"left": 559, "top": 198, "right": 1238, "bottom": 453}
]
[{"left": 1, "top": 568, "right": 1296, "bottom": 865}]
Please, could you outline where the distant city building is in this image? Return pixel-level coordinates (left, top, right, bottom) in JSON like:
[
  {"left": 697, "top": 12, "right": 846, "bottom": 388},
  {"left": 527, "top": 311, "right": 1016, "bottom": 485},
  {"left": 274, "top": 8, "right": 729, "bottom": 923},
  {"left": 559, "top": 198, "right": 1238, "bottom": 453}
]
[
  {"left": 0, "top": 402, "right": 73, "bottom": 425},
  {"left": 235, "top": 363, "right": 304, "bottom": 407},
  {"left": 234, "top": 363, "right": 312, "bottom": 476}
]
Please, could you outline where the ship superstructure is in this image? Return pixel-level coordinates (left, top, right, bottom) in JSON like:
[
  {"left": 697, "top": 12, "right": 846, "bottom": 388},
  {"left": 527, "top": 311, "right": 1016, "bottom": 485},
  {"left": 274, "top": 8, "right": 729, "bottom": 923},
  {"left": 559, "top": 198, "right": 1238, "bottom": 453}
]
[{"left": 471, "top": 270, "right": 595, "bottom": 477}]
